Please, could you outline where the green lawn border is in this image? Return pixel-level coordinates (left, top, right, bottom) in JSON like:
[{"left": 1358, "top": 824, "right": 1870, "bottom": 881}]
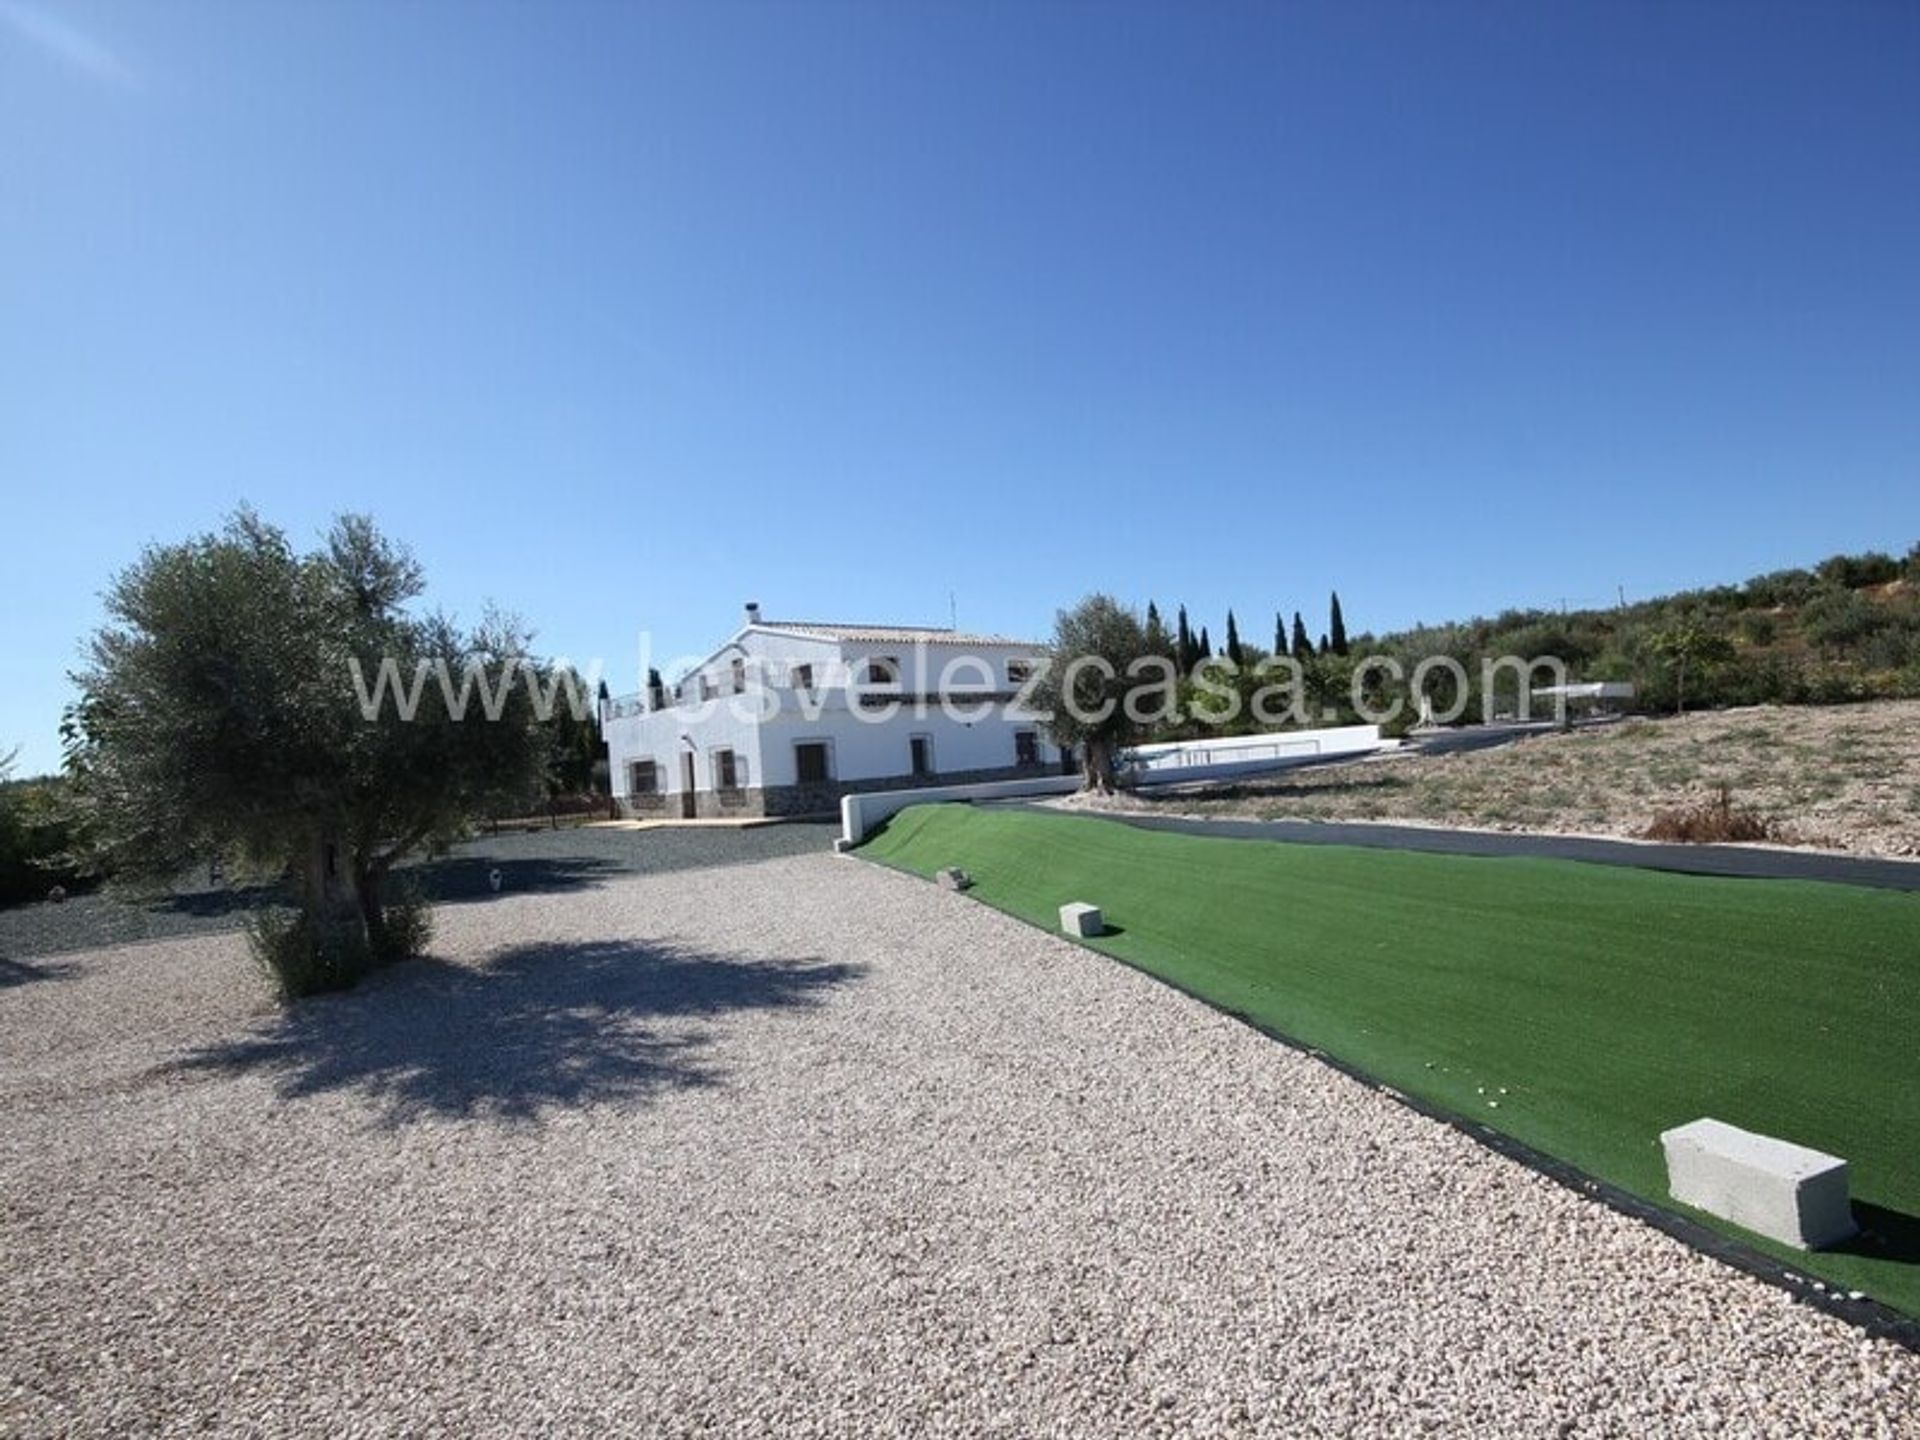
[{"left": 852, "top": 840, "right": 1920, "bottom": 1354}]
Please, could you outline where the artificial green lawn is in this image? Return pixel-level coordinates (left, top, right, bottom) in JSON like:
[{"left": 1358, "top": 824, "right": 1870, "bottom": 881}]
[{"left": 864, "top": 803, "right": 1920, "bottom": 1318}]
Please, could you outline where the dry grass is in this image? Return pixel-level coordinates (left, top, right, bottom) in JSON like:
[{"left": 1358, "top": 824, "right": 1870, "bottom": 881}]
[
  {"left": 1085, "top": 701, "right": 1920, "bottom": 857},
  {"left": 1641, "top": 785, "right": 1782, "bottom": 845}
]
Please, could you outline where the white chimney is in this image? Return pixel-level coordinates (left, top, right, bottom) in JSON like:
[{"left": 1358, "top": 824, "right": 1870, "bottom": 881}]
[{"left": 743, "top": 601, "right": 762, "bottom": 626}]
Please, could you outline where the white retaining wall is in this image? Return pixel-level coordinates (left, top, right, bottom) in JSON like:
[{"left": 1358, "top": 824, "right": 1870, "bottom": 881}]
[
  {"left": 841, "top": 723, "right": 1390, "bottom": 844},
  {"left": 841, "top": 774, "right": 1084, "bottom": 845},
  {"left": 1122, "top": 724, "right": 1386, "bottom": 779}
]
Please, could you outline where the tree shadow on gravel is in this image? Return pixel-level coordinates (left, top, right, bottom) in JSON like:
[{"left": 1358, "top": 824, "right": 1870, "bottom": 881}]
[
  {"left": 0, "top": 954, "right": 78, "bottom": 987},
  {"left": 403, "top": 854, "right": 630, "bottom": 905},
  {"left": 171, "top": 938, "right": 863, "bottom": 1126},
  {"left": 152, "top": 880, "right": 290, "bottom": 918},
  {"left": 151, "top": 855, "right": 632, "bottom": 917}
]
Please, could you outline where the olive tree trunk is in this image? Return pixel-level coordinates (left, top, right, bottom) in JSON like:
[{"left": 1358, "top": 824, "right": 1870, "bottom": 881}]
[
  {"left": 1082, "top": 739, "right": 1118, "bottom": 795},
  {"left": 299, "top": 835, "right": 380, "bottom": 950}
]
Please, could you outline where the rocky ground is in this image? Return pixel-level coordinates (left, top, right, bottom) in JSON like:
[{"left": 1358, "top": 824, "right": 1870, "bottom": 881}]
[
  {"left": 1072, "top": 702, "right": 1920, "bottom": 858},
  {"left": 4, "top": 849, "right": 1916, "bottom": 1436}
]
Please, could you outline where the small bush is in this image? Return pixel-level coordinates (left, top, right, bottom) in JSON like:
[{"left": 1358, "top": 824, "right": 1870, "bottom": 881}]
[
  {"left": 1643, "top": 786, "right": 1782, "bottom": 845},
  {"left": 1815, "top": 551, "right": 1900, "bottom": 590},
  {"left": 0, "top": 776, "right": 96, "bottom": 908},
  {"left": 1380, "top": 702, "right": 1424, "bottom": 740},
  {"left": 246, "top": 885, "right": 432, "bottom": 1002},
  {"left": 1860, "top": 624, "right": 1919, "bottom": 672},
  {"left": 1741, "top": 567, "right": 1818, "bottom": 608},
  {"left": 373, "top": 880, "right": 434, "bottom": 966},
  {"left": 1801, "top": 586, "right": 1887, "bottom": 651},
  {"left": 246, "top": 910, "right": 380, "bottom": 1001}
]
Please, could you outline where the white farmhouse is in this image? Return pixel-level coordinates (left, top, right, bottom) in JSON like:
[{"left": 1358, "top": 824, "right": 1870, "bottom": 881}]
[{"left": 603, "top": 604, "right": 1070, "bottom": 819}]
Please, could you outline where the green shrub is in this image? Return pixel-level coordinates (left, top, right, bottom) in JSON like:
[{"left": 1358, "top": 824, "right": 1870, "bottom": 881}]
[
  {"left": 1816, "top": 551, "right": 1900, "bottom": 589},
  {"left": 1741, "top": 568, "right": 1817, "bottom": 608},
  {"left": 373, "top": 879, "right": 434, "bottom": 966},
  {"left": 1715, "top": 652, "right": 1799, "bottom": 706},
  {"left": 1801, "top": 587, "right": 1886, "bottom": 650},
  {"left": 1796, "top": 668, "right": 1877, "bottom": 705},
  {"left": 1861, "top": 624, "right": 1919, "bottom": 672},
  {"left": 246, "top": 885, "right": 433, "bottom": 1002},
  {"left": 246, "top": 910, "right": 379, "bottom": 1001},
  {"left": 0, "top": 778, "right": 96, "bottom": 907},
  {"left": 1736, "top": 612, "right": 1778, "bottom": 646}
]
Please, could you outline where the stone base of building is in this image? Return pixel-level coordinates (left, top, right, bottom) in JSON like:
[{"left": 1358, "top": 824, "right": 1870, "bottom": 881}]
[
  {"left": 615, "top": 761, "right": 1070, "bottom": 822},
  {"left": 613, "top": 788, "right": 762, "bottom": 820},
  {"left": 758, "top": 761, "right": 1067, "bottom": 818}
]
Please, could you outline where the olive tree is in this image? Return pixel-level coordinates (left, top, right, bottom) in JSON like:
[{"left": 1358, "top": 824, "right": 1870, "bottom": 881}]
[
  {"left": 1646, "top": 617, "right": 1735, "bottom": 714},
  {"left": 1029, "top": 594, "right": 1159, "bottom": 793},
  {"left": 66, "top": 509, "right": 547, "bottom": 993}
]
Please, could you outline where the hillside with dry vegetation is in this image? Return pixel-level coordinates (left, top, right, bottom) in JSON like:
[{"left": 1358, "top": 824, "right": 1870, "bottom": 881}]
[
  {"left": 1349, "top": 549, "right": 1920, "bottom": 723},
  {"left": 1079, "top": 702, "right": 1920, "bottom": 858}
]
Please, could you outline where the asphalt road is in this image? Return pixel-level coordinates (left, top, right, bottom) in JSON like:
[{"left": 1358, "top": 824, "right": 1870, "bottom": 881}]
[{"left": 996, "top": 803, "right": 1920, "bottom": 893}]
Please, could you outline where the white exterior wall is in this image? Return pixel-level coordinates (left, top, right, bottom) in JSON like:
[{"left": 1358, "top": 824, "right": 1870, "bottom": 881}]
[
  {"left": 604, "top": 692, "right": 769, "bottom": 801},
  {"left": 752, "top": 697, "right": 1055, "bottom": 787},
  {"left": 605, "top": 626, "right": 1061, "bottom": 808}
]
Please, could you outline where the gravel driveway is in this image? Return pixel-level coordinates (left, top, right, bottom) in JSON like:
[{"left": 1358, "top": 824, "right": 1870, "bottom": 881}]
[
  {"left": 0, "top": 821, "right": 834, "bottom": 962},
  {"left": 3, "top": 852, "right": 1916, "bottom": 1436}
]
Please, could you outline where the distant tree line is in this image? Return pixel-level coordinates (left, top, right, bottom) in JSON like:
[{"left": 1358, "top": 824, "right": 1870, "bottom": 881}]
[
  {"left": 1144, "top": 592, "right": 1353, "bottom": 677},
  {"left": 1041, "top": 545, "right": 1920, "bottom": 783},
  {"left": 0, "top": 752, "right": 93, "bottom": 906},
  {"left": 1364, "top": 543, "right": 1920, "bottom": 719}
]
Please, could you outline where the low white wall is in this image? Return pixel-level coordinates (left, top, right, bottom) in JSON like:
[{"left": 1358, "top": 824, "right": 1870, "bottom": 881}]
[
  {"left": 841, "top": 724, "right": 1390, "bottom": 845},
  {"left": 1123, "top": 724, "right": 1384, "bottom": 774},
  {"left": 842, "top": 774, "right": 1083, "bottom": 845}
]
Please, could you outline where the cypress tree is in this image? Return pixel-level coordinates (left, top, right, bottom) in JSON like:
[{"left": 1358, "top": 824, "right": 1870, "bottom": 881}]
[
  {"left": 1275, "top": 611, "right": 1287, "bottom": 655},
  {"left": 1175, "top": 605, "right": 1195, "bottom": 673},
  {"left": 1145, "top": 601, "right": 1173, "bottom": 661},
  {"left": 1291, "top": 612, "right": 1312, "bottom": 661},
  {"left": 1329, "top": 591, "right": 1349, "bottom": 656},
  {"left": 1199, "top": 625, "right": 1213, "bottom": 660},
  {"left": 1225, "top": 610, "right": 1243, "bottom": 667}
]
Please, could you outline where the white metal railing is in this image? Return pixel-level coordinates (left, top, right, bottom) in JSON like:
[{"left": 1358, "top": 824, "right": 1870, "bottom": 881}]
[{"left": 1121, "top": 736, "right": 1323, "bottom": 774}]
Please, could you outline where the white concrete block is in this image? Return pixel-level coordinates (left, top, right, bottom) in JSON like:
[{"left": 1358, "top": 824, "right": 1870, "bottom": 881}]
[
  {"left": 1059, "top": 902, "right": 1104, "bottom": 938},
  {"left": 1660, "top": 1117, "right": 1855, "bottom": 1250}
]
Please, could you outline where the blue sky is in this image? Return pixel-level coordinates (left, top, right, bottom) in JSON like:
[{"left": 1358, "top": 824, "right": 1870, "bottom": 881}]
[{"left": 3, "top": 1, "right": 1917, "bottom": 773}]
